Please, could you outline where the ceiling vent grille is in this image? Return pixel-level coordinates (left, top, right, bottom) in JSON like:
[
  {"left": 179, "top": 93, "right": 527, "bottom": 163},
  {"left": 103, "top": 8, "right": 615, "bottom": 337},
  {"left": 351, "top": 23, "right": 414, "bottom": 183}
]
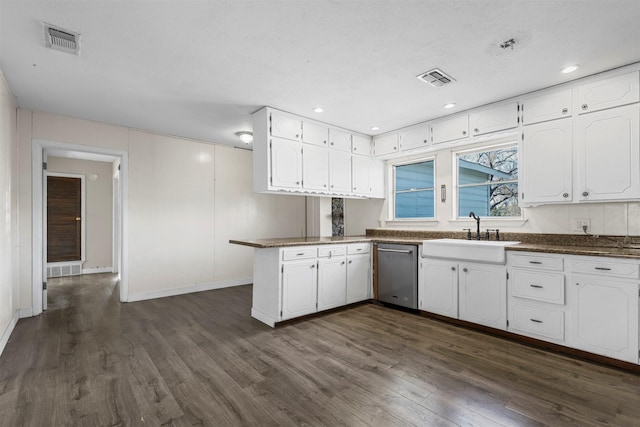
[
  {"left": 43, "top": 23, "right": 81, "bottom": 55},
  {"left": 417, "top": 68, "right": 455, "bottom": 88}
]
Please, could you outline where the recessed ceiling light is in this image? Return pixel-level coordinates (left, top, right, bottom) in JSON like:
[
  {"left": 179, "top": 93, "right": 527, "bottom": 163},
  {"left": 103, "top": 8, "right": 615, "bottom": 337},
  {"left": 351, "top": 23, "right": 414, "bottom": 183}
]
[
  {"left": 561, "top": 65, "right": 578, "bottom": 74},
  {"left": 371, "top": 126, "right": 380, "bottom": 131},
  {"left": 313, "top": 107, "right": 324, "bottom": 113},
  {"left": 444, "top": 103, "right": 456, "bottom": 109},
  {"left": 235, "top": 131, "right": 253, "bottom": 144}
]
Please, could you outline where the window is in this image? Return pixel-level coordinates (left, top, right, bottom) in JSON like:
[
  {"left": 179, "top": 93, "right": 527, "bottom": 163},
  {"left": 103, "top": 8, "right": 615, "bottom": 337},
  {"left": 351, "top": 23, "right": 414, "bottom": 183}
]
[
  {"left": 393, "top": 159, "right": 435, "bottom": 219},
  {"left": 456, "top": 145, "right": 520, "bottom": 217}
]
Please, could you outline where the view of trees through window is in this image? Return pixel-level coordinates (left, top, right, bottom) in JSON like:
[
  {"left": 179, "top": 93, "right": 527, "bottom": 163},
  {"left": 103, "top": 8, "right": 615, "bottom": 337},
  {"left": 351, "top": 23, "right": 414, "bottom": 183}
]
[{"left": 457, "top": 145, "right": 520, "bottom": 217}]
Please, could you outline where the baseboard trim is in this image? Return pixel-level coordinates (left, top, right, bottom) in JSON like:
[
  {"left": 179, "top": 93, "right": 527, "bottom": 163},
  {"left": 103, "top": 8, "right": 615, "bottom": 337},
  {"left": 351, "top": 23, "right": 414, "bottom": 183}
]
[
  {"left": 81, "top": 267, "right": 114, "bottom": 275},
  {"left": 0, "top": 310, "right": 20, "bottom": 357},
  {"left": 126, "top": 277, "right": 252, "bottom": 303},
  {"left": 19, "top": 308, "right": 33, "bottom": 318}
]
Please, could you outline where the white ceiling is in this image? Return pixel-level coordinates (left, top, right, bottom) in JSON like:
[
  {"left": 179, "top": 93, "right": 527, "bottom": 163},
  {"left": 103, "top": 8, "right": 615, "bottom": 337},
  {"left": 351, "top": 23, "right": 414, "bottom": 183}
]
[{"left": 1, "top": 1, "right": 639, "bottom": 149}]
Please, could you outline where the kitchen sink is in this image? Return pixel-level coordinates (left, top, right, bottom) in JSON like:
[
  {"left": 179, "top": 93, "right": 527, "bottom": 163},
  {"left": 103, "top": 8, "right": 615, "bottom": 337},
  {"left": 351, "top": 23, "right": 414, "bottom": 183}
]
[{"left": 421, "top": 238, "right": 520, "bottom": 264}]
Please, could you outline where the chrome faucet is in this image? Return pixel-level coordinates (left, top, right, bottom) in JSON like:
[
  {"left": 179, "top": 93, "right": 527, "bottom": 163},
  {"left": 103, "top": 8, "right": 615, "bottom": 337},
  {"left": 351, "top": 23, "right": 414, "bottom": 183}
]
[{"left": 469, "top": 211, "right": 481, "bottom": 240}]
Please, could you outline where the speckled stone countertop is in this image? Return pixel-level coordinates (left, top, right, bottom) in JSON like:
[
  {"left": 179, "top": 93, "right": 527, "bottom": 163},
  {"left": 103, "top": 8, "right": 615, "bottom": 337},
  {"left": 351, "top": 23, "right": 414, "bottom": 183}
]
[{"left": 230, "top": 229, "right": 640, "bottom": 259}]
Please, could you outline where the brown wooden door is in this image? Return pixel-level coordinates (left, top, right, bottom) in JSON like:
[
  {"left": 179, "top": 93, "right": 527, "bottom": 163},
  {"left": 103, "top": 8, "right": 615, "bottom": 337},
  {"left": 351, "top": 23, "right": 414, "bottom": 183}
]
[{"left": 47, "top": 176, "right": 82, "bottom": 262}]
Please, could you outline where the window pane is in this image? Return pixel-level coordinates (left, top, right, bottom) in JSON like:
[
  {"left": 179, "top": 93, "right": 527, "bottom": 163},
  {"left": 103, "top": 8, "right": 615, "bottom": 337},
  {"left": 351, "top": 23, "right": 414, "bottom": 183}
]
[
  {"left": 396, "top": 190, "right": 434, "bottom": 218},
  {"left": 395, "top": 161, "right": 434, "bottom": 191},
  {"left": 457, "top": 145, "right": 520, "bottom": 218}
]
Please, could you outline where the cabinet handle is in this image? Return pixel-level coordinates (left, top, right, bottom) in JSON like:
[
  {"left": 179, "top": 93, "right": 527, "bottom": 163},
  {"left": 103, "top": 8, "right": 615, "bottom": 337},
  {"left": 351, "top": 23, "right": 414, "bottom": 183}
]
[
  {"left": 296, "top": 253, "right": 305, "bottom": 256},
  {"left": 582, "top": 191, "right": 589, "bottom": 197},
  {"left": 561, "top": 108, "right": 568, "bottom": 114},
  {"left": 563, "top": 193, "right": 569, "bottom": 198},
  {"left": 462, "top": 268, "right": 468, "bottom": 272},
  {"left": 530, "top": 284, "right": 543, "bottom": 288},
  {"left": 595, "top": 267, "right": 612, "bottom": 271},
  {"left": 530, "top": 319, "right": 543, "bottom": 323},
  {"left": 529, "top": 261, "right": 542, "bottom": 264},
  {"left": 581, "top": 103, "right": 588, "bottom": 111}
]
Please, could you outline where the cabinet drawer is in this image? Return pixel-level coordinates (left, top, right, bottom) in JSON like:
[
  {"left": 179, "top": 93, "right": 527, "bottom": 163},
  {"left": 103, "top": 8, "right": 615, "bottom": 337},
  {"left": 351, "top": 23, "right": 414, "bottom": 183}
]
[
  {"left": 347, "top": 243, "right": 370, "bottom": 254},
  {"left": 318, "top": 245, "right": 346, "bottom": 258},
  {"left": 522, "top": 88, "right": 572, "bottom": 125},
  {"left": 511, "top": 269, "right": 565, "bottom": 304},
  {"left": 509, "top": 254, "right": 564, "bottom": 271},
  {"left": 511, "top": 303, "right": 564, "bottom": 341},
  {"left": 570, "top": 259, "right": 639, "bottom": 279},
  {"left": 282, "top": 247, "right": 317, "bottom": 261}
]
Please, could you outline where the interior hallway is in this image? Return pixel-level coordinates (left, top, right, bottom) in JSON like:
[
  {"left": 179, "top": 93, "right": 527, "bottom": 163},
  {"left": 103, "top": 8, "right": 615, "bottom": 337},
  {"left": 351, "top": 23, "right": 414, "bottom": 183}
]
[{"left": 0, "top": 274, "right": 638, "bottom": 426}]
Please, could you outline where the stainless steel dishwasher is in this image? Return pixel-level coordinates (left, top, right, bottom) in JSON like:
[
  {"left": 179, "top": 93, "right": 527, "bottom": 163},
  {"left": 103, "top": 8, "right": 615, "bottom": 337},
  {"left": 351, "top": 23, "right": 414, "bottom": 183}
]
[{"left": 376, "top": 243, "right": 418, "bottom": 310}]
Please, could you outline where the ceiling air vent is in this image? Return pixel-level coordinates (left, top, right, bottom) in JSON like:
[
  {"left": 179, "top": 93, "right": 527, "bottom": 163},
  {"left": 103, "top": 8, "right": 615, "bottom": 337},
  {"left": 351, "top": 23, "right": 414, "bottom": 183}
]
[
  {"left": 417, "top": 68, "right": 455, "bottom": 88},
  {"left": 43, "top": 23, "right": 81, "bottom": 55}
]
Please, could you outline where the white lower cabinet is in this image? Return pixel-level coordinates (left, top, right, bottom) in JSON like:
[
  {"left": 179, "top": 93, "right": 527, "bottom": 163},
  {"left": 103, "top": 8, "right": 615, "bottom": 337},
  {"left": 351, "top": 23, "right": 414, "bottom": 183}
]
[
  {"left": 419, "top": 259, "right": 458, "bottom": 318},
  {"left": 458, "top": 263, "right": 507, "bottom": 330},
  {"left": 252, "top": 243, "right": 371, "bottom": 327}
]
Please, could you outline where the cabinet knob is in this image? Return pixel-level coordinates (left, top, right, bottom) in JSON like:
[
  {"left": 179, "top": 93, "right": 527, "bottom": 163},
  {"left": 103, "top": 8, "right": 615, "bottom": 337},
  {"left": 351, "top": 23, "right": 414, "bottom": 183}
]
[
  {"left": 331, "top": 142, "right": 334, "bottom": 146},
  {"left": 353, "top": 187, "right": 357, "bottom": 190},
  {"left": 462, "top": 268, "right": 468, "bottom": 272},
  {"left": 423, "top": 139, "right": 427, "bottom": 143},
  {"left": 341, "top": 261, "right": 345, "bottom": 265},
  {"left": 324, "top": 184, "right": 327, "bottom": 187},
  {"left": 353, "top": 147, "right": 357, "bottom": 151},
  {"left": 296, "top": 134, "right": 300, "bottom": 138},
  {"left": 561, "top": 108, "right": 568, "bottom": 114},
  {"left": 296, "top": 181, "right": 300, "bottom": 185},
  {"left": 581, "top": 104, "right": 588, "bottom": 111},
  {"left": 393, "top": 146, "right": 397, "bottom": 150},
  {"left": 563, "top": 193, "right": 569, "bottom": 198},
  {"left": 331, "top": 185, "right": 334, "bottom": 188},
  {"left": 474, "top": 128, "right": 479, "bottom": 133},
  {"left": 349, "top": 260, "right": 352, "bottom": 264},
  {"left": 323, "top": 140, "right": 327, "bottom": 144},
  {"left": 582, "top": 191, "right": 589, "bottom": 197},
  {"left": 451, "top": 267, "right": 455, "bottom": 271},
  {"left": 462, "top": 130, "right": 467, "bottom": 136},
  {"left": 310, "top": 264, "right": 315, "bottom": 269}
]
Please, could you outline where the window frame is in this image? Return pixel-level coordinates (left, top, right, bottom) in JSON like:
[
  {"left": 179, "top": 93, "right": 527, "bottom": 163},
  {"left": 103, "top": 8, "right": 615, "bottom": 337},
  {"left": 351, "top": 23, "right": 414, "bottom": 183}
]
[
  {"left": 453, "top": 142, "right": 521, "bottom": 220},
  {"left": 390, "top": 156, "right": 437, "bottom": 221}
]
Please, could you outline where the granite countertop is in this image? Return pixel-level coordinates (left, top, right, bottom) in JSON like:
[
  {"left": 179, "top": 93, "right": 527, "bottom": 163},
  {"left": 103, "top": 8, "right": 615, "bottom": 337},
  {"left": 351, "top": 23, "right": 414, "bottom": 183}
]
[{"left": 230, "top": 233, "right": 640, "bottom": 259}]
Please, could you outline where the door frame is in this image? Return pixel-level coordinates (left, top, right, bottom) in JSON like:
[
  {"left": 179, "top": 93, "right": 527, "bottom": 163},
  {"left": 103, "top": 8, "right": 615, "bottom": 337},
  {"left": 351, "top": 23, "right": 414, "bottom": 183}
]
[
  {"left": 32, "top": 139, "right": 129, "bottom": 315},
  {"left": 46, "top": 172, "right": 87, "bottom": 264}
]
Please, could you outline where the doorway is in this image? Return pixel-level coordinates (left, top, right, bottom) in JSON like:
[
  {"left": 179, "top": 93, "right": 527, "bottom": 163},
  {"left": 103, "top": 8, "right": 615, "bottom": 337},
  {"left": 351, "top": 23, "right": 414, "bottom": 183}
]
[{"left": 31, "top": 139, "right": 128, "bottom": 316}]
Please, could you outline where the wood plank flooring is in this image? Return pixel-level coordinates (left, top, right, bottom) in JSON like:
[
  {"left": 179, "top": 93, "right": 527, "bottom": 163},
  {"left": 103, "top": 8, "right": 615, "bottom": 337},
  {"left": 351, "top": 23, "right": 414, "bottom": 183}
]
[{"left": 0, "top": 273, "right": 638, "bottom": 426}]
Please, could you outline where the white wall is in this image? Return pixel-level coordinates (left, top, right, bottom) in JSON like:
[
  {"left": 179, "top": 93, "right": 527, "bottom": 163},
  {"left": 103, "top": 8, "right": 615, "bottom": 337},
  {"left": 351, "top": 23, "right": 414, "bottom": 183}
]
[
  {"left": 0, "top": 70, "right": 19, "bottom": 354},
  {"left": 346, "top": 144, "right": 640, "bottom": 236},
  {"left": 47, "top": 157, "right": 113, "bottom": 270},
  {"left": 16, "top": 111, "right": 306, "bottom": 310}
]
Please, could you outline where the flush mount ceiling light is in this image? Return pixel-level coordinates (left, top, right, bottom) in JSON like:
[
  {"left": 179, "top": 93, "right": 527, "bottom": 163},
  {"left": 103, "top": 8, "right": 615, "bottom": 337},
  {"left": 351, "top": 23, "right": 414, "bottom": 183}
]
[
  {"left": 561, "top": 65, "right": 579, "bottom": 74},
  {"left": 43, "top": 22, "right": 81, "bottom": 55},
  {"left": 313, "top": 107, "right": 324, "bottom": 113},
  {"left": 236, "top": 131, "right": 253, "bottom": 144},
  {"left": 443, "top": 103, "right": 456, "bottom": 109},
  {"left": 417, "top": 68, "right": 456, "bottom": 88}
]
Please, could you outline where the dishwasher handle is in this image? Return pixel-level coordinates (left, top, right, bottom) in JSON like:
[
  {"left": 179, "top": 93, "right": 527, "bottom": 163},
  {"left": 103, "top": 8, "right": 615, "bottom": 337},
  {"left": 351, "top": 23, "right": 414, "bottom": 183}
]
[{"left": 377, "top": 248, "right": 413, "bottom": 254}]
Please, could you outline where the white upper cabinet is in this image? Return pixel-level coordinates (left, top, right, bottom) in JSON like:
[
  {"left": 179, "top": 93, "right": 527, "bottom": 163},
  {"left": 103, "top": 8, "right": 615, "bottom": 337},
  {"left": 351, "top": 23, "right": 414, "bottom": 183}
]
[
  {"left": 329, "top": 150, "right": 352, "bottom": 193},
  {"left": 577, "top": 71, "right": 640, "bottom": 114},
  {"left": 352, "top": 134, "right": 371, "bottom": 155},
  {"left": 522, "top": 89, "right": 573, "bottom": 125},
  {"left": 575, "top": 104, "right": 640, "bottom": 202},
  {"left": 302, "top": 121, "right": 328, "bottom": 147},
  {"left": 399, "top": 123, "right": 430, "bottom": 151},
  {"left": 351, "top": 155, "right": 370, "bottom": 196},
  {"left": 302, "top": 144, "right": 329, "bottom": 191},
  {"left": 271, "top": 113, "right": 302, "bottom": 141},
  {"left": 270, "top": 137, "right": 302, "bottom": 189},
  {"left": 329, "top": 128, "right": 352, "bottom": 152},
  {"left": 431, "top": 114, "right": 468, "bottom": 144},
  {"left": 369, "top": 159, "right": 385, "bottom": 199},
  {"left": 373, "top": 132, "right": 399, "bottom": 156},
  {"left": 521, "top": 119, "right": 573, "bottom": 205},
  {"left": 469, "top": 102, "right": 519, "bottom": 136}
]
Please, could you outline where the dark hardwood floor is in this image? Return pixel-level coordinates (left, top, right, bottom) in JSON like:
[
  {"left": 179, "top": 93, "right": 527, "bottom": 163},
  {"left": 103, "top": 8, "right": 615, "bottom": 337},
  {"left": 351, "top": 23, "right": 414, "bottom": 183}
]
[{"left": 0, "top": 274, "right": 638, "bottom": 426}]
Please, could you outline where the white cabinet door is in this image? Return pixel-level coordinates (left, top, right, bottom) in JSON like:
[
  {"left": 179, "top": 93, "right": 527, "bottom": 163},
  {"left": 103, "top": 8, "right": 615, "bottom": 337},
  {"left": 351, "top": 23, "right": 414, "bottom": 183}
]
[
  {"left": 373, "top": 133, "right": 399, "bottom": 156},
  {"left": 302, "top": 121, "right": 328, "bottom": 147},
  {"left": 521, "top": 119, "right": 573, "bottom": 204},
  {"left": 346, "top": 254, "right": 370, "bottom": 303},
  {"left": 281, "top": 260, "right": 318, "bottom": 320},
  {"left": 431, "top": 114, "right": 468, "bottom": 144},
  {"left": 577, "top": 71, "right": 640, "bottom": 114},
  {"left": 317, "top": 258, "right": 347, "bottom": 311},
  {"left": 469, "top": 102, "right": 519, "bottom": 136},
  {"left": 569, "top": 276, "right": 639, "bottom": 363},
  {"left": 575, "top": 104, "right": 640, "bottom": 201},
  {"left": 302, "top": 145, "right": 329, "bottom": 191},
  {"left": 369, "top": 159, "right": 385, "bottom": 199},
  {"left": 352, "top": 134, "right": 371, "bottom": 155},
  {"left": 329, "top": 129, "right": 352, "bottom": 152},
  {"left": 329, "top": 150, "right": 352, "bottom": 193},
  {"left": 399, "top": 124, "right": 430, "bottom": 151},
  {"left": 270, "top": 137, "right": 302, "bottom": 189},
  {"left": 271, "top": 113, "right": 301, "bottom": 141},
  {"left": 459, "top": 263, "right": 507, "bottom": 330},
  {"left": 420, "top": 259, "right": 458, "bottom": 318},
  {"left": 351, "top": 155, "right": 370, "bottom": 196},
  {"left": 522, "top": 88, "right": 572, "bottom": 125}
]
